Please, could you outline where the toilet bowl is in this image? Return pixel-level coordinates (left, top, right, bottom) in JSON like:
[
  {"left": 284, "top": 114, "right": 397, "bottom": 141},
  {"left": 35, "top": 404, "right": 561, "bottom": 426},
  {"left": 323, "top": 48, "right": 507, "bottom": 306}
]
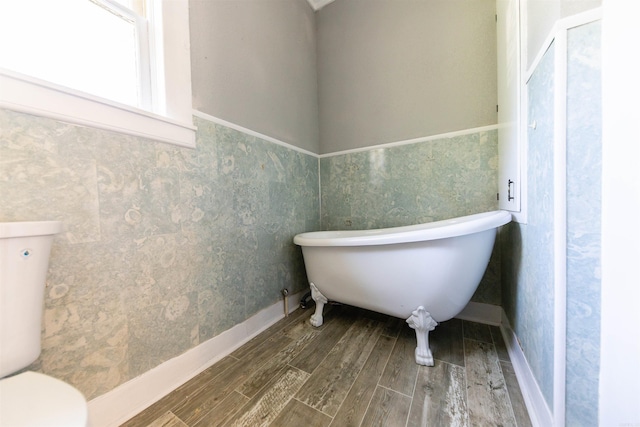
[
  {"left": 0, "top": 221, "right": 88, "bottom": 426},
  {"left": 0, "top": 372, "right": 87, "bottom": 426}
]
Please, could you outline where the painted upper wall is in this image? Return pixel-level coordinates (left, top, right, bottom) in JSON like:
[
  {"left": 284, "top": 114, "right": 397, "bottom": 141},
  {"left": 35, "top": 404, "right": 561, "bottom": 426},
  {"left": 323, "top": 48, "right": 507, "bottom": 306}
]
[
  {"left": 525, "top": 0, "right": 601, "bottom": 70},
  {"left": 189, "top": 0, "right": 320, "bottom": 153},
  {"left": 316, "top": 0, "right": 497, "bottom": 154}
]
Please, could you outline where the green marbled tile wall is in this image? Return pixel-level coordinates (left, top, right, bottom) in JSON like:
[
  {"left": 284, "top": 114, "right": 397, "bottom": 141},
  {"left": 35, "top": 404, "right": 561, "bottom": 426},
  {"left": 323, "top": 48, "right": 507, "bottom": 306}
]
[
  {"left": 0, "top": 106, "right": 500, "bottom": 400},
  {"left": 319, "top": 129, "right": 500, "bottom": 304},
  {"left": 0, "top": 110, "right": 319, "bottom": 399}
]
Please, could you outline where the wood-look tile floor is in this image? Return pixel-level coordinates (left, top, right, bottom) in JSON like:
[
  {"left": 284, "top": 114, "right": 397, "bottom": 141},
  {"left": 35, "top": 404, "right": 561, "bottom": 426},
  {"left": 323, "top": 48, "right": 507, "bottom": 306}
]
[{"left": 121, "top": 304, "right": 532, "bottom": 427}]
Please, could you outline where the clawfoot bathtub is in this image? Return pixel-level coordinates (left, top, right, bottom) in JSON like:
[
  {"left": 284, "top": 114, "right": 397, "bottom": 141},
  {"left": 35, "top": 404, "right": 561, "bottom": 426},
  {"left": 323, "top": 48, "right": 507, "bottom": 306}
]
[{"left": 293, "top": 210, "right": 511, "bottom": 366}]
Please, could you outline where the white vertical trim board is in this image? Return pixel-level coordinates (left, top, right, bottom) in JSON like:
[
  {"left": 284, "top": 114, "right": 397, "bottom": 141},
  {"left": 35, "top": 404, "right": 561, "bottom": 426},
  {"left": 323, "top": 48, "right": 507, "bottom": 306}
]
[
  {"left": 87, "top": 291, "right": 304, "bottom": 427},
  {"left": 512, "top": 0, "right": 528, "bottom": 225},
  {"left": 497, "top": 0, "right": 523, "bottom": 215},
  {"left": 552, "top": 26, "right": 568, "bottom": 427}
]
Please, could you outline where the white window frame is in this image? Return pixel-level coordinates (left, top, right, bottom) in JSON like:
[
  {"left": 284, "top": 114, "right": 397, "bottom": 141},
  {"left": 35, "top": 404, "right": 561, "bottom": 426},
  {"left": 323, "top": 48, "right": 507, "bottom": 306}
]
[
  {"left": 96, "top": 0, "right": 154, "bottom": 111},
  {"left": 0, "top": 0, "right": 195, "bottom": 148}
]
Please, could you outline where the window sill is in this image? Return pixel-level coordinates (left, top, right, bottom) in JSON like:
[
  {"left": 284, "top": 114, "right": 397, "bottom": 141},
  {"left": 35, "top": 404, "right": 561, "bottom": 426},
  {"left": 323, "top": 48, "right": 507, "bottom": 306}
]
[{"left": 0, "top": 68, "right": 196, "bottom": 148}]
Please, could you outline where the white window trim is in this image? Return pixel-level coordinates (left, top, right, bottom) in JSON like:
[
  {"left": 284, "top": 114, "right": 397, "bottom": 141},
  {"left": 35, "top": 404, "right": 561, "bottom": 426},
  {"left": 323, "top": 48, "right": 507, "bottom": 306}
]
[{"left": 0, "top": 0, "right": 195, "bottom": 148}]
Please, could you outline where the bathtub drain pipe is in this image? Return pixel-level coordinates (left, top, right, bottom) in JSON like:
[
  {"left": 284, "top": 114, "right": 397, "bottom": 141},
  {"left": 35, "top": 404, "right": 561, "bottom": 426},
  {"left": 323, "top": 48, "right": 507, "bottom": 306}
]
[{"left": 282, "top": 288, "right": 289, "bottom": 317}]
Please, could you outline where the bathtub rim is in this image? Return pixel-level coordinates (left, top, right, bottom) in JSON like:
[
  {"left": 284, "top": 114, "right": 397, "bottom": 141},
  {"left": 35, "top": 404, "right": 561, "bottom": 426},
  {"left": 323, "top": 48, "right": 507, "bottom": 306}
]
[{"left": 293, "top": 210, "right": 511, "bottom": 247}]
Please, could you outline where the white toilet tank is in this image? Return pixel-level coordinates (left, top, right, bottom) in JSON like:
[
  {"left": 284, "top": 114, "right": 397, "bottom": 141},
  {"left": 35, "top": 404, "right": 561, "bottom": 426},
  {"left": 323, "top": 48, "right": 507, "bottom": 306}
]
[
  {"left": 0, "top": 221, "right": 62, "bottom": 377},
  {"left": 0, "top": 221, "right": 88, "bottom": 427}
]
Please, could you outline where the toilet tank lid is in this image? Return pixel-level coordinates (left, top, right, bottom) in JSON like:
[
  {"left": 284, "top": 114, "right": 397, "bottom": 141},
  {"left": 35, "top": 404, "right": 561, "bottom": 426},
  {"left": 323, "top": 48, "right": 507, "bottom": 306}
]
[
  {"left": 0, "top": 221, "right": 62, "bottom": 239},
  {"left": 0, "top": 371, "right": 87, "bottom": 427}
]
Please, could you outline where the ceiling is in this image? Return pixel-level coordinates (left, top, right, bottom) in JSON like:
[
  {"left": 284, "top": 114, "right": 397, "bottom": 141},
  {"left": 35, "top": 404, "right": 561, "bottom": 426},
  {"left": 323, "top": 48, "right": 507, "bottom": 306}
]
[{"left": 306, "top": 0, "right": 337, "bottom": 11}]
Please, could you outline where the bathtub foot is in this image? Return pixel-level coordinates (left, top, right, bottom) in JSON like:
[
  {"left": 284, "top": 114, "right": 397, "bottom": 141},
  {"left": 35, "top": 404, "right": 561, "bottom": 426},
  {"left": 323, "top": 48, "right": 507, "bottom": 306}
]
[
  {"left": 406, "top": 306, "right": 438, "bottom": 366},
  {"left": 309, "top": 283, "right": 327, "bottom": 327}
]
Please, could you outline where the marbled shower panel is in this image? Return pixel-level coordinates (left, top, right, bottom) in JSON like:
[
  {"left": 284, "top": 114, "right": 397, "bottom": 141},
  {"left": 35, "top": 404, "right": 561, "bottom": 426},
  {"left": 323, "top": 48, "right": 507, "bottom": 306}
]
[
  {"left": 566, "top": 21, "right": 601, "bottom": 427},
  {"left": 319, "top": 129, "right": 501, "bottom": 305},
  {"left": 502, "top": 22, "right": 603, "bottom": 424},
  {"left": 503, "top": 41, "right": 557, "bottom": 410},
  {"left": 0, "top": 110, "right": 319, "bottom": 399}
]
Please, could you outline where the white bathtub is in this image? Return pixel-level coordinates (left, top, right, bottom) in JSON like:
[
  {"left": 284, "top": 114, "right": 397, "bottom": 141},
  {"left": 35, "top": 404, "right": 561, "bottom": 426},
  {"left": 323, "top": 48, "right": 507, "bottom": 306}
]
[{"left": 293, "top": 210, "right": 511, "bottom": 366}]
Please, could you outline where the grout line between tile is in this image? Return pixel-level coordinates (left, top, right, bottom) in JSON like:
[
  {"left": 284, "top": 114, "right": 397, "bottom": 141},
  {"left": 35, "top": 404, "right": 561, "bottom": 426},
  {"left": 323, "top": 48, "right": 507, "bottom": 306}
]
[
  {"left": 497, "top": 360, "right": 519, "bottom": 426},
  {"left": 463, "top": 336, "right": 497, "bottom": 345},
  {"left": 375, "top": 383, "right": 414, "bottom": 399},
  {"left": 462, "top": 326, "right": 470, "bottom": 427},
  {"left": 405, "top": 365, "right": 421, "bottom": 427},
  {"left": 354, "top": 332, "right": 398, "bottom": 427},
  {"left": 293, "top": 397, "right": 335, "bottom": 423},
  {"left": 325, "top": 327, "right": 392, "bottom": 426}
]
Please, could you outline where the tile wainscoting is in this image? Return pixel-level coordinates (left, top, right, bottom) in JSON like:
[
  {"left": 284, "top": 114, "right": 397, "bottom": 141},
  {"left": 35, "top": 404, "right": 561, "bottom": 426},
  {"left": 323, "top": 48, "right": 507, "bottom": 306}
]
[
  {"left": 0, "top": 109, "right": 319, "bottom": 400},
  {"left": 1, "top": 108, "right": 507, "bottom": 425}
]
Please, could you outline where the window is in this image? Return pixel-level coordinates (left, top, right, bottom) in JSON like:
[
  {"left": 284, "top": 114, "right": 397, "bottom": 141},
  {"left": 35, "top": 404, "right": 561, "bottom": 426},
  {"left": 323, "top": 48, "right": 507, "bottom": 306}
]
[
  {"left": 0, "top": 0, "right": 195, "bottom": 147},
  {"left": 0, "top": 0, "right": 147, "bottom": 108}
]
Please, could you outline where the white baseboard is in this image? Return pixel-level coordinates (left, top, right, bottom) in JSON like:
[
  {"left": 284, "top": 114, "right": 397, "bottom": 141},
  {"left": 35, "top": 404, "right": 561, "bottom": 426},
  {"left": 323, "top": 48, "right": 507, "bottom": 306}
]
[
  {"left": 87, "top": 291, "right": 304, "bottom": 427},
  {"left": 87, "top": 297, "right": 548, "bottom": 427},
  {"left": 455, "top": 301, "right": 502, "bottom": 325},
  {"left": 500, "top": 310, "right": 553, "bottom": 427},
  {"left": 457, "top": 303, "right": 553, "bottom": 426}
]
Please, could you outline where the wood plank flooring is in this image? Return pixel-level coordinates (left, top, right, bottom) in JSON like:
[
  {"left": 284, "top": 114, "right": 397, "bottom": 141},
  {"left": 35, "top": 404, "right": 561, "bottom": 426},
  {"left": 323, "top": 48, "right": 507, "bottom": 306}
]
[{"left": 121, "top": 304, "right": 532, "bottom": 427}]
